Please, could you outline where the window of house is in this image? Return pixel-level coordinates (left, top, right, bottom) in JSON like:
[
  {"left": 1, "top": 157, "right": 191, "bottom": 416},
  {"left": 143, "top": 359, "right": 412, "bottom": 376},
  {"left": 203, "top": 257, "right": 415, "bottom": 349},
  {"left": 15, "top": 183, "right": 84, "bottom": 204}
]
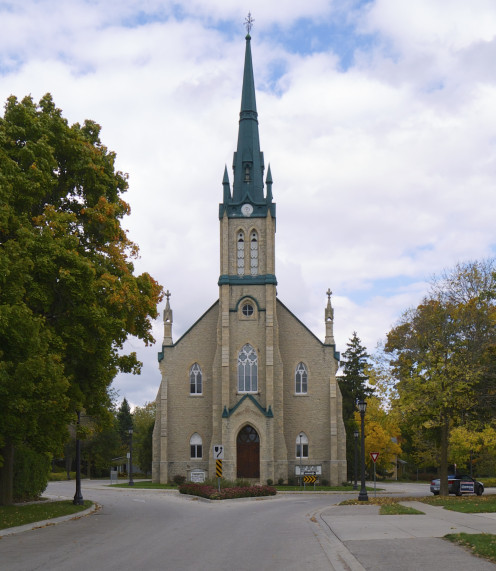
[
  {"left": 295, "top": 433, "right": 309, "bottom": 458},
  {"left": 238, "top": 344, "right": 258, "bottom": 393},
  {"left": 250, "top": 231, "right": 258, "bottom": 275},
  {"left": 237, "top": 231, "right": 245, "bottom": 275},
  {"left": 190, "top": 433, "right": 203, "bottom": 459},
  {"left": 189, "top": 363, "right": 202, "bottom": 395},
  {"left": 295, "top": 362, "right": 308, "bottom": 394}
]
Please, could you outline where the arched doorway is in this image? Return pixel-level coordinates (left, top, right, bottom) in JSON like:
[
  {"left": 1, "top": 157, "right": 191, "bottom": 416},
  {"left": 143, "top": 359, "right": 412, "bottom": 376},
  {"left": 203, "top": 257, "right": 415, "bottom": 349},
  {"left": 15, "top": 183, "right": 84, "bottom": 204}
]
[{"left": 236, "top": 425, "right": 260, "bottom": 478}]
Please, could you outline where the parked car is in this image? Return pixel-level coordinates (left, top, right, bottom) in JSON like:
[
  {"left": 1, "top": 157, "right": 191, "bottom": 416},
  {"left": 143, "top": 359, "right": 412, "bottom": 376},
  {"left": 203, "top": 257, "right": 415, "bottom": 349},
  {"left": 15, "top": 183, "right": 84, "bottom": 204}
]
[{"left": 430, "top": 474, "right": 484, "bottom": 496}]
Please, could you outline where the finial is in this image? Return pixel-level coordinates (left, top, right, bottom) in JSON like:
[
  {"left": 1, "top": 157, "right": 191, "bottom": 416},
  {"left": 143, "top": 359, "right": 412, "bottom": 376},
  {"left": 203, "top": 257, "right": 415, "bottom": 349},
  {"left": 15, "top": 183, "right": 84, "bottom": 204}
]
[
  {"left": 165, "top": 290, "right": 171, "bottom": 303},
  {"left": 244, "top": 12, "right": 254, "bottom": 35},
  {"left": 326, "top": 288, "right": 332, "bottom": 302}
]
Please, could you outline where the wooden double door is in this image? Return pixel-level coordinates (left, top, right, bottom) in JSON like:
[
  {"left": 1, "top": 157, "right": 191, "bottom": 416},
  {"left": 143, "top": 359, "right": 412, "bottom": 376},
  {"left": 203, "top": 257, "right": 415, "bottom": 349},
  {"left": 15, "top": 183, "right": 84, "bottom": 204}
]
[{"left": 236, "top": 425, "right": 260, "bottom": 478}]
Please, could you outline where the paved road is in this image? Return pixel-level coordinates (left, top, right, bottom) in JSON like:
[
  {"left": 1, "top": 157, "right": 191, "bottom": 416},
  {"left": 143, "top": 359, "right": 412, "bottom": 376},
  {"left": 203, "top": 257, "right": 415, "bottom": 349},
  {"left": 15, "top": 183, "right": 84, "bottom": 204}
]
[
  {"left": 0, "top": 480, "right": 349, "bottom": 570},
  {"left": 1, "top": 480, "right": 495, "bottom": 570}
]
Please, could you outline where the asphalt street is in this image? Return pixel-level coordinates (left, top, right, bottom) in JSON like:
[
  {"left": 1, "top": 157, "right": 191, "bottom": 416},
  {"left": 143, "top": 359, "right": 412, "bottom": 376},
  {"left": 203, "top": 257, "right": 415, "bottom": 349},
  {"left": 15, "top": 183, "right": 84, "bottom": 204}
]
[{"left": 1, "top": 480, "right": 495, "bottom": 570}]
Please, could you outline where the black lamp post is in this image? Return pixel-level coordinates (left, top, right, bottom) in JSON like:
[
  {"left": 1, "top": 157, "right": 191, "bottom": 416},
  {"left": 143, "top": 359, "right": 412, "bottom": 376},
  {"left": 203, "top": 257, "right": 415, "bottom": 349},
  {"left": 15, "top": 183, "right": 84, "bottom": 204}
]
[
  {"left": 128, "top": 428, "right": 134, "bottom": 486},
  {"left": 357, "top": 400, "right": 369, "bottom": 501},
  {"left": 73, "top": 410, "right": 84, "bottom": 505},
  {"left": 353, "top": 429, "right": 359, "bottom": 491}
]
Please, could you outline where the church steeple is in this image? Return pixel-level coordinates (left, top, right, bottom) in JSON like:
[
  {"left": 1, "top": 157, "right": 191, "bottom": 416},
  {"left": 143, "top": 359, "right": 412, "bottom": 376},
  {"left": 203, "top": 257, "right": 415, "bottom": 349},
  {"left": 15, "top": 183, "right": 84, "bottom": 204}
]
[
  {"left": 219, "top": 26, "right": 275, "bottom": 220},
  {"left": 232, "top": 32, "right": 264, "bottom": 203}
]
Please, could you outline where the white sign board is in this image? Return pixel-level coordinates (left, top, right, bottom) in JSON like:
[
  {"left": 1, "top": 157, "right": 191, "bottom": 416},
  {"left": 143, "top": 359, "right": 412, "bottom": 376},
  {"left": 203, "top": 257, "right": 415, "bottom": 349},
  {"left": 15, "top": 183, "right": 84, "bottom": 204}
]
[
  {"left": 190, "top": 470, "right": 206, "bottom": 483},
  {"left": 213, "top": 444, "right": 224, "bottom": 459},
  {"left": 295, "top": 465, "right": 322, "bottom": 475}
]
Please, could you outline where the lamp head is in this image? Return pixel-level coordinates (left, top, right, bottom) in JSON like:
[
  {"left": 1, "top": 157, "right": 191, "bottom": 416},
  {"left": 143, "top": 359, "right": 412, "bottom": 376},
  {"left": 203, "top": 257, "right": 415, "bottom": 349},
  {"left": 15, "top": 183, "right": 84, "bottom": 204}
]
[{"left": 357, "top": 400, "right": 367, "bottom": 413}]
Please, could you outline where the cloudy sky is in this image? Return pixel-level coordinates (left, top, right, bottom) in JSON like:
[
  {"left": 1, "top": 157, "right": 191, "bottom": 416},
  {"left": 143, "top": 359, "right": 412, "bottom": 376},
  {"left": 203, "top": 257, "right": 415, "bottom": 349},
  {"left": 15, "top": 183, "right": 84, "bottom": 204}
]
[{"left": 2, "top": 0, "right": 495, "bottom": 408}]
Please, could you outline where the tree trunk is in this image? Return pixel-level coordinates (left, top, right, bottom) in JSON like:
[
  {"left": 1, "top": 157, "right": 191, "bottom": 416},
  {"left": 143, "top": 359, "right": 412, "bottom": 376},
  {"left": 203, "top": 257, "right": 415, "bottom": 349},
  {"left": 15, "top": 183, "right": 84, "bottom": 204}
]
[
  {"left": 0, "top": 442, "right": 15, "bottom": 506},
  {"left": 439, "top": 414, "right": 449, "bottom": 496}
]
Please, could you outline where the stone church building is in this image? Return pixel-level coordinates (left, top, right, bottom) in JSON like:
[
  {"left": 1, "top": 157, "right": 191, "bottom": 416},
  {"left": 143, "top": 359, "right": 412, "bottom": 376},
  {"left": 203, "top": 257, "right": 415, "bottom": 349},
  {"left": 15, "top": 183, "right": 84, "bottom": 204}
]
[{"left": 152, "top": 32, "right": 347, "bottom": 485}]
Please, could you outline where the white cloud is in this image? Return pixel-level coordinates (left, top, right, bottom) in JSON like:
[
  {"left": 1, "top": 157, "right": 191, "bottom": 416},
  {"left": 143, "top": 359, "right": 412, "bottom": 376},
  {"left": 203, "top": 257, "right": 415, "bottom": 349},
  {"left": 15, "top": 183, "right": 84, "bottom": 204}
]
[{"left": 1, "top": 0, "right": 495, "bottom": 407}]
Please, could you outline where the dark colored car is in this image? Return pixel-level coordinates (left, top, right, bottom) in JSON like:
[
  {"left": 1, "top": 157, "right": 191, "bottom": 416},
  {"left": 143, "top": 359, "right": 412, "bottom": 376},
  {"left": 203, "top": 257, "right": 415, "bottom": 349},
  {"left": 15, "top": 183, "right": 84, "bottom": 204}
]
[{"left": 430, "top": 474, "right": 484, "bottom": 496}]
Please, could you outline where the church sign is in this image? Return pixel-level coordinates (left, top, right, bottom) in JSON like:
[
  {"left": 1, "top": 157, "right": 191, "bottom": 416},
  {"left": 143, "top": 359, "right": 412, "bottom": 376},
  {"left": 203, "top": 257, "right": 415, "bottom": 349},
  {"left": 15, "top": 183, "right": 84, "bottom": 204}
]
[
  {"left": 295, "top": 465, "right": 322, "bottom": 476},
  {"left": 190, "top": 470, "right": 206, "bottom": 483}
]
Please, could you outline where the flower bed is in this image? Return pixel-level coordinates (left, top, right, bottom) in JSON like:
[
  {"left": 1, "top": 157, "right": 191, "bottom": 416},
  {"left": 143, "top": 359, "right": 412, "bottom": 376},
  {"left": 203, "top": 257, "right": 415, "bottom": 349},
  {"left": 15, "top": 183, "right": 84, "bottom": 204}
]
[{"left": 179, "top": 482, "right": 277, "bottom": 500}]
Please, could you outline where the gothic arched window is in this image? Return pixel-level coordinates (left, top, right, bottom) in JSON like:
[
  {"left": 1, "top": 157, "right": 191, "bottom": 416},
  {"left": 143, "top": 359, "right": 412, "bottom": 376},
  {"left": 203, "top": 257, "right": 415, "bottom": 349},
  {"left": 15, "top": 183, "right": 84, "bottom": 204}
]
[
  {"left": 237, "top": 231, "right": 245, "bottom": 275},
  {"left": 250, "top": 231, "right": 258, "bottom": 275},
  {"left": 190, "top": 433, "right": 203, "bottom": 459},
  {"left": 295, "top": 362, "right": 308, "bottom": 394},
  {"left": 237, "top": 344, "right": 258, "bottom": 393},
  {"left": 189, "top": 363, "right": 202, "bottom": 395}
]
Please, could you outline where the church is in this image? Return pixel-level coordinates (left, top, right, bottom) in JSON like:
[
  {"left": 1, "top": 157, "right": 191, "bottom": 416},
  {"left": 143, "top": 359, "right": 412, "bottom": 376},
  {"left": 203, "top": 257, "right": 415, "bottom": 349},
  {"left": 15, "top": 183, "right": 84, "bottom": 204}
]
[{"left": 152, "top": 29, "right": 347, "bottom": 486}]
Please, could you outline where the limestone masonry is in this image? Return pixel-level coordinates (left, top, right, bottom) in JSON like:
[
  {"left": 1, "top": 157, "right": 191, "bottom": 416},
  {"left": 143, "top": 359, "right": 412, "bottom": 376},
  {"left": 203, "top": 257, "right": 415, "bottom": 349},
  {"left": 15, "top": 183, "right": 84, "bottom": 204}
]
[{"left": 152, "top": 32, "right": 347, "bottom": 485}]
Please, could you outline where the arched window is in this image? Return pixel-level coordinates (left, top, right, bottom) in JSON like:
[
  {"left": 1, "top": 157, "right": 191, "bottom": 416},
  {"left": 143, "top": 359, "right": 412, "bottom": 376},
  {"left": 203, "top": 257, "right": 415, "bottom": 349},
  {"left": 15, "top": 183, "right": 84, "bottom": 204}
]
[
  {"left": 295, "top": 362, "right": 308, "bottom": 394},
  {"left": 237, "top": 231, "right": 245, "bottom": 275},
  {"left": 238, "top": 344, "right": 258, "bottom": 393},
  {"left": 250, "top": 231, "right": 258, "bottom": 275},
  {"left": 295, "top": 433, "right": 309, "bottom": 458},
  {"left": 189, "top": 363, "right": 202, "bottom": 395},
  {"left": 190, "top": 433, "right": 203, "bottom": 459}
]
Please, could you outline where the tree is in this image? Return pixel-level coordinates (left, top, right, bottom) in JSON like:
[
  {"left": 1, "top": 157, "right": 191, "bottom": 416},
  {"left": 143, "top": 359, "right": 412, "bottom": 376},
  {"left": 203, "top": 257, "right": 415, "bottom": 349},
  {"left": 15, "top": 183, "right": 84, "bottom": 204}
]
[
  {"left": 385, "top": 260, "right": 496, "bottom": 495},
  {"left": 132, "top": 402, "right": 155, "bottom": 476},
  {"left": 338, "top": 332, "right": 374, "bottom": 479},
  {"left": 0, "top": 94, "right": 163, "bottom": 504},
  {"left": 116, "top": 398, "right": 133, "bottom": 445}
]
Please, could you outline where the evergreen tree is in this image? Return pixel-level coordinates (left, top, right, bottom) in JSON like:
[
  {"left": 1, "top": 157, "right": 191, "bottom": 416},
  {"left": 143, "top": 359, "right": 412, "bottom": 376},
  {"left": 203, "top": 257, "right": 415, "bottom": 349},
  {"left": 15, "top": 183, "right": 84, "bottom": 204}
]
[
  {"left": 116, "top": 398, "right": 133, "bottom": 445},
  {"left": 338, "top": 332, "right": 374, "bottom": 480}
]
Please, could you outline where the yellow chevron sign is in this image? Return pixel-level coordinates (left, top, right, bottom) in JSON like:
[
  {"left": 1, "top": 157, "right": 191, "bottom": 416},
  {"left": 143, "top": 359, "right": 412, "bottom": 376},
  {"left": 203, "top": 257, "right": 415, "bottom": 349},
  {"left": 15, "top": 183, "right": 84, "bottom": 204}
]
[
  {"left": 216, "top": 459, "right": 223, "bottom": 477},
  {"left": 303, "top": 475, "right": 316, "bottom": 484}
]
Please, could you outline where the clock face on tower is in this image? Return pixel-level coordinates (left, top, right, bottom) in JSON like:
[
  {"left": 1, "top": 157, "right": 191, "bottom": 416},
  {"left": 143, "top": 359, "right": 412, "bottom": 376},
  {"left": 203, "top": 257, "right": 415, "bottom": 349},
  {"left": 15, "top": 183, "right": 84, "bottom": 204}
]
[{"left": 241, "top": 203, "right": 253, "bottom": 216}]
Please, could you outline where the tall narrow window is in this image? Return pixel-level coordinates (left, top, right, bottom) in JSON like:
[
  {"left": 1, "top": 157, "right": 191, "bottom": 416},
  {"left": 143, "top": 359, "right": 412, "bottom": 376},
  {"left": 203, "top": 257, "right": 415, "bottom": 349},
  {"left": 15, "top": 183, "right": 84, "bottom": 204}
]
[
  {"left": 237, "top": 344, "right": 258, "bottom": 393},
  {"left": 250, "top": 231, "right": 258, "bottom": 275},
  {"left": 296, "top": 433, "right": 309, "bottom": 458},
  {"left": 295, "top": 362, "right": 308, "bottom": 394},
  {"left": 190, "top": 433, "right": 203, "bottom": 459},
  {"left": 189, "top": 363, "right": 202, "bottom": 395},
  {"left": 237, "top": 231, "right": 245, "bottom": 275}
]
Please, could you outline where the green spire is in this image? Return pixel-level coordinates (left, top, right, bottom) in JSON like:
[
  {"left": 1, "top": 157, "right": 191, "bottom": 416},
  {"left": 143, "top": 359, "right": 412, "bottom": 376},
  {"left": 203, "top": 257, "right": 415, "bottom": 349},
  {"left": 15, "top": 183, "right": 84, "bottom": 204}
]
[
  {"left": 232, "top": 33, "right": 265, "bottom": 203},
  {"left": 219, "top": 31, "right": 275, "bottom": 221}
]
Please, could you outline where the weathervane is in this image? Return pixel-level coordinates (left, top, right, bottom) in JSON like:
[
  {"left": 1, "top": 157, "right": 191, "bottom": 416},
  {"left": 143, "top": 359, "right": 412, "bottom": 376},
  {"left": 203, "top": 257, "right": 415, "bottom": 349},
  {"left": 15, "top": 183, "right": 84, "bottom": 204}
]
[{"left": 244, "top": 12, "right": 254, "bottom": 34}]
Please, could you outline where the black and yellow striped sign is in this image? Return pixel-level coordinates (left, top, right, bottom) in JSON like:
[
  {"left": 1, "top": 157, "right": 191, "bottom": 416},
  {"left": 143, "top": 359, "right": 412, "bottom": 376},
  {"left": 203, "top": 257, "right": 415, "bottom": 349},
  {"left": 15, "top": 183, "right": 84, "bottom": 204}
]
[
  {"left": 216, "top": 459, "right": 223, "bottom": 477},
  {"left": 303, "top": 475, "right": 316, "bottom": 484}
]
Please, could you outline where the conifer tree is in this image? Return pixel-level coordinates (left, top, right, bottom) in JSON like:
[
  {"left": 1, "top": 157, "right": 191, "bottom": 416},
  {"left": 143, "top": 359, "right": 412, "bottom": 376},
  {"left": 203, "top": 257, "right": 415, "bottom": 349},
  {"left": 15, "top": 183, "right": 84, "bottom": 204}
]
[{"left": 338, "top": 332, "right": 374, "bottom": 479}]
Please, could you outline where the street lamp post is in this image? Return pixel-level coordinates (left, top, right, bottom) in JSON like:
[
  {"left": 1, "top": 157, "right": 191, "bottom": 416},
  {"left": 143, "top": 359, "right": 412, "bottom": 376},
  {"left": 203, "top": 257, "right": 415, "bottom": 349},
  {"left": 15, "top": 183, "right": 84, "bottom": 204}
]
[
  {"left": 353, "top": 429, "right": 359, "bottom": 491},
  {"left": 357, "top": 400, "right": 369, "bottom": 501},
  {"left": 73, "top": 410, "right": 84, "bottom": 505},
  {"left": 128, "top": 428, "right": 134, "bottom": 486}
]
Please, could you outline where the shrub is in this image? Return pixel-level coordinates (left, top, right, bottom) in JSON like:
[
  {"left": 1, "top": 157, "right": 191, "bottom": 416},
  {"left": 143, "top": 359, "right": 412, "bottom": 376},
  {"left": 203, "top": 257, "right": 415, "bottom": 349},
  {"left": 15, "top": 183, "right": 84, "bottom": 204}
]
[
  {"left": 179, "top": 482, "right": 277, "bottom": 500},
  {"left": 13, "top": 444, "right": 51, "bottom": 501},
  {"left": 173, "top": 475, "right": 186, "bottom": 486},
  {"left": 266, "top": 478, "right": 273, "bottom": 486},
  {"left": 278, "top": 478, "right": 284, "bottom": 486}
]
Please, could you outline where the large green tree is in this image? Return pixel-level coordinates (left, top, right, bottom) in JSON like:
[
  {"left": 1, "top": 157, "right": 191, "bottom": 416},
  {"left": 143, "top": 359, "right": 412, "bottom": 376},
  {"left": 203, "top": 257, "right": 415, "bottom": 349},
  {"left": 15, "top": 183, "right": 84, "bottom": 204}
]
[
  {"left": 385, "top": 260, "right": 496, "bottom": 495},
  {"left": 132, "top": 401, "right": 155, "bottom": 476},
  {"left": 0, "top": 94, "right": 163, "bottom": 504}
]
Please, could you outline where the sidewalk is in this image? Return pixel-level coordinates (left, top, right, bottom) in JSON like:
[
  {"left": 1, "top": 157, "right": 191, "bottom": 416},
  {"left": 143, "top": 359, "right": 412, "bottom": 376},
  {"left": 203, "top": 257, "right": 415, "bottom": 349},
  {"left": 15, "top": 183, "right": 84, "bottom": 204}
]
[{"left": 316, "top": 500, "right": 496, "bottom": 570}]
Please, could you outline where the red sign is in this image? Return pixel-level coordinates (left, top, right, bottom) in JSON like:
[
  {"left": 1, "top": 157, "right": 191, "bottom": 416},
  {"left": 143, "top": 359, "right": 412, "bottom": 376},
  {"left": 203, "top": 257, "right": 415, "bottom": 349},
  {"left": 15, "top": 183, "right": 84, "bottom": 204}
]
[{"left": 370, "top": 452, "right": 379, "bottom": 463}]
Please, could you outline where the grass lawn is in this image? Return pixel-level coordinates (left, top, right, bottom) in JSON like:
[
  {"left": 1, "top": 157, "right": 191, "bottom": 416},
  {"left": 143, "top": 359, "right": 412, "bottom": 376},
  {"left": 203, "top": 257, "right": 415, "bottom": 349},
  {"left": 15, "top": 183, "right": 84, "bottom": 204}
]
[
  {"left": 112, "top": 481, "right": 176, "bottom": 489},
  {"left": 421, "top": 495, "right": 496, "bottom": 513},
  {"left": 0, "top": 500, "right": 92, "bottom": 530},
  {"left": 445, "top": 533, "right": 496, "bottom": 563}
]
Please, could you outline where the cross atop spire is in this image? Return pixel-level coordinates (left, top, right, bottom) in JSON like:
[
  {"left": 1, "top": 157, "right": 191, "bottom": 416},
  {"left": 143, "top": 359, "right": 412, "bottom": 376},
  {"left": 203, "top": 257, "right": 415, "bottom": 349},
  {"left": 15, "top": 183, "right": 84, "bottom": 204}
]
[{"left": 244, "top": 12, "right": 254, "bottom": 35}]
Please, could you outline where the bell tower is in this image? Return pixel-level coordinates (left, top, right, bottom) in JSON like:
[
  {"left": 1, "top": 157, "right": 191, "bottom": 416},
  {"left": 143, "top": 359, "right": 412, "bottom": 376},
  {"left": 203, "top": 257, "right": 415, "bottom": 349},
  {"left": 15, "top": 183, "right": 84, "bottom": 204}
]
[{"left": 214, "top": 23, "right": 284, "bottom": 482}]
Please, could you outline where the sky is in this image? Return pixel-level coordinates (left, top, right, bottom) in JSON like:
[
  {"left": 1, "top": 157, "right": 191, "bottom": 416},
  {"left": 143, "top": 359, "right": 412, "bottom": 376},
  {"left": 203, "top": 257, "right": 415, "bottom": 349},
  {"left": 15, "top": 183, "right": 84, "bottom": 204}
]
[{"left": 1, "top": 0, "right": 496, "bottom": 408}]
